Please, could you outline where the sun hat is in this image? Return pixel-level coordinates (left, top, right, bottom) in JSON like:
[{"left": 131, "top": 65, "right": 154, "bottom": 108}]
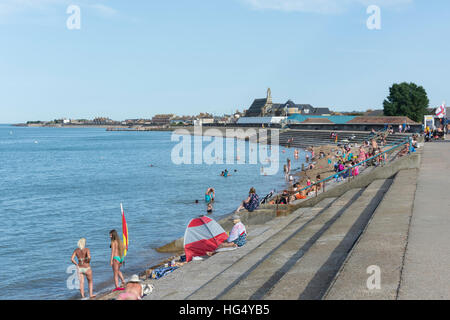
[
  {"left": 129, "top": 274, "right": 142, "bottom": 283},
  {"left": 229, "top": 214, "right": 240, "bottom": 221}
]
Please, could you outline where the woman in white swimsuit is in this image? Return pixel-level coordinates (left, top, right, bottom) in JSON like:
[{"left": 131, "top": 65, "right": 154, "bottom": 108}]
[{"left": 71, "top": 238, "right": 96, "bottom": 299}]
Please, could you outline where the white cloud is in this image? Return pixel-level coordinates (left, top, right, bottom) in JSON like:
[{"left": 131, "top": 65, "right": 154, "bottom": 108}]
[{"left": 240, "top": 0, "right": 413, "bottom": 14}]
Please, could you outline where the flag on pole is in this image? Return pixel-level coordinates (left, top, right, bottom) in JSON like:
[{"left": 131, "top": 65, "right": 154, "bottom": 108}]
[
  {"left": 120, "top": 203, "right": 129, "bottom": 257},
  {"left": 435, "top": 102, "right": 446, "bottom": 118}
]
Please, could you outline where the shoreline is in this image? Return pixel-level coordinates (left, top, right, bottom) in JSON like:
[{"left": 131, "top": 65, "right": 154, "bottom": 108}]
[
  {"left": 11, "top": 123, "right": 186, "bottom": 130},
  {"left": 90, "top": 142, "right": 338, "bottom": 301}
]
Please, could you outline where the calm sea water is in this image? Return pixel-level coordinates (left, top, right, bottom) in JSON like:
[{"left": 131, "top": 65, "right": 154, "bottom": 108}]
[{"left": 0, "top": 125, "right": 306, "bottom": 300}]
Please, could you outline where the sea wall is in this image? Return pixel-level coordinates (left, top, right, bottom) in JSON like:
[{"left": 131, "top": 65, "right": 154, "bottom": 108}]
[{"left": 156, "top": 151, "right": 421, "bottom": 253}]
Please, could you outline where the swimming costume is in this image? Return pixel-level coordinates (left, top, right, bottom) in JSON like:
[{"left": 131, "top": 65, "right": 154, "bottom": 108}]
[
  {"left": 78, "top": 267, "right": 90, "bottom": 274},
  {"left": 113, "top": 256, "right": 124, "bottom": 264}
]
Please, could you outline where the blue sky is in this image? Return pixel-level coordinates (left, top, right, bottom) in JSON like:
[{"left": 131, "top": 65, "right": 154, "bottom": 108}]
[{"left": 0, "top": 0, "right": 449, "bottom": 123}]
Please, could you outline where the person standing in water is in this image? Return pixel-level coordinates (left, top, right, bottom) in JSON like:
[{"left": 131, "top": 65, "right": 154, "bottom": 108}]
[
  {"left": 205, "top": 187, "right": 215, "bottom": 203},
  {"left": 71, "top": 238, "right": 96, "bottom": 299},
  {"left": 109, "top": 230, "right": 126, "bottom": 290}
]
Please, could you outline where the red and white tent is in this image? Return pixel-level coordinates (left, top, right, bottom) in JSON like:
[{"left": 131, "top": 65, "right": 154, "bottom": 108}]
[{"left": 183, "top": 216, "right": 228, "bottom": 262}]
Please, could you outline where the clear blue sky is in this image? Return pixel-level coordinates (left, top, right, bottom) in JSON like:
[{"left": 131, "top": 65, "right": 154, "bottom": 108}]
[{"left": 0, "top": 0, "right": 449, "bottom": 123}]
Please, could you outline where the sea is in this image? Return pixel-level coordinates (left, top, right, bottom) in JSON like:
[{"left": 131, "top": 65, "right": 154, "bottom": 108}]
[{"left": 0, "top": 124, "right": 307, "bottom": 300}]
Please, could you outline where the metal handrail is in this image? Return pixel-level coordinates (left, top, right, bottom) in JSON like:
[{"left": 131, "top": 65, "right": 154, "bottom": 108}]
[{"left": 297, "top": 136, "right": 411, "bottom": 195}]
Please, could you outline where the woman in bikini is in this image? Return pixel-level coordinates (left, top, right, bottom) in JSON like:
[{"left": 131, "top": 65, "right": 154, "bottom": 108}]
[
  {"left": 71, "top": 238, "right": 95, "bottom": 299},
  {"left": 109, "top": 229, "right": 126, "bottom": 290}
]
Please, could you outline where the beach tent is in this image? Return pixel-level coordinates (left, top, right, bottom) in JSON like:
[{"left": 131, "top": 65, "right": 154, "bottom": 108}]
[{"left": 183, "top": 216, "right": 228, "bottom": 262}]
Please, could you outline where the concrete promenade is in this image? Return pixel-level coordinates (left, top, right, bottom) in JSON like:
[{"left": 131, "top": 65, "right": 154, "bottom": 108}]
[{"left": 398, "top": 141, "right": 450, "bottom": 299}]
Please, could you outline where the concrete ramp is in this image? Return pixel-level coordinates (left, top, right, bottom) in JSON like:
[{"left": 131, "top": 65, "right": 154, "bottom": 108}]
[
  {"left": 324, "top": 169, "right": 418, "bottom": 300},
  {"left": 398, "top": 143, "right": 450, "bottom": 299}
]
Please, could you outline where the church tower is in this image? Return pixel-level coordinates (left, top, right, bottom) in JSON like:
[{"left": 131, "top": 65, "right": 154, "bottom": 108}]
[{"left": 262, "top": 88, "right": 273, "bottom": 116}]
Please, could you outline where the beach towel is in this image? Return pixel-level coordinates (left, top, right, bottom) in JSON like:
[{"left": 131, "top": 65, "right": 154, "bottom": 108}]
[
  {"left": 151, "top": 266, "right": 178, "bottom": 280},
  {"left": 215, "top": 247, "right": 237, "bottom": 252}
]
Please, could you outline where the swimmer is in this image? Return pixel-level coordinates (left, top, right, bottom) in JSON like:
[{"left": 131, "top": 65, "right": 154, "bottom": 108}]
[
  {"left": 205, "top": 188, "right": 215, "bottom": 203},
  {"left": 206, "top": 203, "right": 213, "bottom": 214}
]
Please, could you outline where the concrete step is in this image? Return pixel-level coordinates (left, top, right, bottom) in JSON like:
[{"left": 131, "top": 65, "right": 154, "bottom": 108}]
[
  {"left": 324, "top": 169, "right": 418, "bottom": 300},
  {"left": 214, "top": 188, "right": 363, "bottom": 300},
  {"left": 263, "top": 178, "right": 393, "bottom": 300},
  {"left": 143, "top": 203, "right": 326, "bottom": 300},
  {"left": 185, "top": 197, "right": 337, "bottom": 300}
]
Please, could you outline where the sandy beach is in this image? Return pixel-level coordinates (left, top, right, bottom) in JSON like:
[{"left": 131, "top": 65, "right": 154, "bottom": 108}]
[{"left": 91, "top": 142, "right": 341, "bottom": 300}]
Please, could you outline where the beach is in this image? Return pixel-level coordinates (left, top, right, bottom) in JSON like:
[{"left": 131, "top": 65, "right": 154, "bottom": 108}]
[
  {"left": 0, "top": 125, "right": 304, "bottom": 300},
  {"left": 92, "top": 143, "right": 340, "bottom": 300}
]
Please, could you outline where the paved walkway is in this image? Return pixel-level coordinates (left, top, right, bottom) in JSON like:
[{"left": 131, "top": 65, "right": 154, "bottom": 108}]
[{"left": 398, "top": 141, "right": 450, "bottom": 299}]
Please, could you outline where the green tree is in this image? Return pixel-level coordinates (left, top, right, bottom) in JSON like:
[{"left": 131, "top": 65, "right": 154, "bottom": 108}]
[{"left": 383, "top": 82, "right": 429, "bottom": 123}]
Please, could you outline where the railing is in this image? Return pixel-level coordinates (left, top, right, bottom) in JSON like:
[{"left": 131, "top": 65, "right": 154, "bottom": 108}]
[{"left": 294, "top": 136, "right": 412, "bottom": 198}]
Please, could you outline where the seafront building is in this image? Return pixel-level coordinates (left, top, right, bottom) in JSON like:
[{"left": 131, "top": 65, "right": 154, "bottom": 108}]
[
  {"left": 244, "top": 88, "right": 331, "bottom": 117},
  {"left": 227, "top": 88, "right": 423, "bottom": 132}
]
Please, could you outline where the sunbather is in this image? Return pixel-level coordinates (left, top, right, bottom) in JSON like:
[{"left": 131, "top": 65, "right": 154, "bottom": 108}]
[{"left": 116, "top": 275, "right": 153, "bottom": 300}]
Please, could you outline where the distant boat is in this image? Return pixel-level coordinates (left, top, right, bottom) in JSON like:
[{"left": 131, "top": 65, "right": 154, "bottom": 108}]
[{"left": 34, "top": 141, "right": 38, "bottom": 144}]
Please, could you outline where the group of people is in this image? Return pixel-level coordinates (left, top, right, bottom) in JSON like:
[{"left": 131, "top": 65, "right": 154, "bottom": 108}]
[
  {"left": 398, "top": 123, "right": 411, "bottom": 133},
  {"left": 70, "top": 229, "right": 130, "bottom": 299},
  {"left": 424, "top": 125, "right": 446, "bottom": 142}
]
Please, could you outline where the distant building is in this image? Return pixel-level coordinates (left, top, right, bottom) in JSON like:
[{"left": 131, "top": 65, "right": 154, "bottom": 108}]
[
  {"left": 151, "top": 114, "right": 175, "bottom": 126},
  {"left": 364, "top": 109, "right": 384, "bottom": 116},
  {"left": 236, "top": 116, "right": 286, "bottom": 126},
  {"left": 93, "top": 117, "right": 116, "bottom": 125},
  {"left": 245, "top": 88, "right": 330, "bottom": 117}
]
